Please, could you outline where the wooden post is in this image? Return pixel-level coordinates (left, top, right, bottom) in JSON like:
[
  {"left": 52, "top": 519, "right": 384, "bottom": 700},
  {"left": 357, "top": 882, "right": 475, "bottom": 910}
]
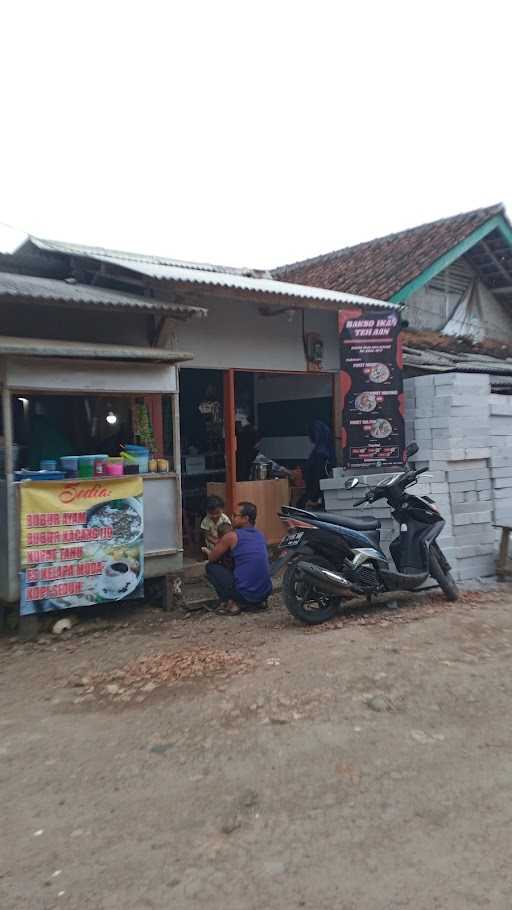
[
  {"left": 497, "top": 526, "right": 510, "bottom": 578},
  {"left": 171, "top": 380, "right": 183, "bottom": 553},
  {"left": 2, "top": 377, "right": 17, "bottom": 605},
  {"left": 223, "top": 369, "right": 237, "bottom": 516},
  {"left": 333, "top": 373, "right": 343, "bottom": 465}
]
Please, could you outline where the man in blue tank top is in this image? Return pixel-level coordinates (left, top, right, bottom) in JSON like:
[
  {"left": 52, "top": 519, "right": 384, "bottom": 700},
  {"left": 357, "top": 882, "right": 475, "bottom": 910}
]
[{"left": 205, "top": 501, "right": 272, "bottom": 615}]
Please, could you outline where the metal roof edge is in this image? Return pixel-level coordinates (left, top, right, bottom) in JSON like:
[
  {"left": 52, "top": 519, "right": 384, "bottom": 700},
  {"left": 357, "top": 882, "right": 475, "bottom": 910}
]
[
  {"left": 170, "top": 267, "right": 400, "bottom": 310},
  {"left": 29, "top": 237, "right": 399, "bottom": 312},
  {"left": 29, "top": 235, "right": 251, "bottom": 277},
  {"left": 0, "top": 335, "right": 193, "bottom": 363},
  {"left": 0, "top": 271, "right": 207, "bottom": 318}
]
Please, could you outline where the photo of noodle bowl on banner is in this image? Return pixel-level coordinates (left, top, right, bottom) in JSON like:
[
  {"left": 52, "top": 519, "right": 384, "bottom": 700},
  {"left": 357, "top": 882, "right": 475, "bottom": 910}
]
[{"left": 19, "top": 477, "right": 144, "bottom": 615}]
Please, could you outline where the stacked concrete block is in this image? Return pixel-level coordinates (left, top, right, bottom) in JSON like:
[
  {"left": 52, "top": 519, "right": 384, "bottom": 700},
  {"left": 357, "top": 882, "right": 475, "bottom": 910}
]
[
  {"left": 404, "top": 373, "right": 490, "bottom": 464},
  {"left": 404, "top": 373, "right": 495, "bottom": 581}
]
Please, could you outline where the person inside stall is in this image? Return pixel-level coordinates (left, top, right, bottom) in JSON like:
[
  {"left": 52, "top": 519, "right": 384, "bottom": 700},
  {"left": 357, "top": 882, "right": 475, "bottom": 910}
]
[
  {"left": 235, "top": 419, "right": 260, "bottom": 481},
  {"left": 297, "top": 419, "right": 336, "bottom": 509},
  {"left": 205, "top": 501, "right": 272, "bottom": 615}
]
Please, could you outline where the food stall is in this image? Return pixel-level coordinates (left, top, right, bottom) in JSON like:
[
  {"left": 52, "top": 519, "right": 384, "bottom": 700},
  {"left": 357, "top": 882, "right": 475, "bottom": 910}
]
[{"left": 0, "top": 335, "right": 192, "bottom": 615}]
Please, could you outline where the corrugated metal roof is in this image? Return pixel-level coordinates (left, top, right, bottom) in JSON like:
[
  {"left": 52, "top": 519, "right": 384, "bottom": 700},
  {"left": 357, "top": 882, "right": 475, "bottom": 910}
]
[
  {"left": 30, "top": 236, "right": 399, "bottom": 311},
  {"left": 99, "top": 258, "right": 399, "bottom": 310},
  {"left": 0, "top": 335, "right": 193, "bottom": 363},
  {"left": 30, "top": 236, "right": 250, "bottom": 276},
  {"left": 404, "top": 344, "right": 512, "bottom": 376},
  {"left": 0, "top": 271, "right": 207, "bottom": 318}
]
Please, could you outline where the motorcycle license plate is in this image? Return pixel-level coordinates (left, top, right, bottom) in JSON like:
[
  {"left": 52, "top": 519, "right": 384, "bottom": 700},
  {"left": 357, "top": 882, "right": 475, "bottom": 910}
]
[{"left": 280, "top": 531, "right": 304, "bottom": 549}]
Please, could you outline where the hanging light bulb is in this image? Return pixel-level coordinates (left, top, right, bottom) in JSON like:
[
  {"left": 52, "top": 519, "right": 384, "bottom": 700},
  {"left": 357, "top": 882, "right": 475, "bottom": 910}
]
[{"left": 106, "top": 410, "right": 118, "bottom": 425}]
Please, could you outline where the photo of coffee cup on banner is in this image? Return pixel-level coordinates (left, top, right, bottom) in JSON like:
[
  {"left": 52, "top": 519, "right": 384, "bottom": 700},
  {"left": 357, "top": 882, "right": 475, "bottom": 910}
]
[{"left": 19, "top": 478, "right": 145, "bottom": 616}]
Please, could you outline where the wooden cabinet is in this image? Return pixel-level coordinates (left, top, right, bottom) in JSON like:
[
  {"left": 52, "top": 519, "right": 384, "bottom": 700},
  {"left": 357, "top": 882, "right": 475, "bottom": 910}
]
[{"left": 207, "top": 479, "right": 289, "bottom": 544}]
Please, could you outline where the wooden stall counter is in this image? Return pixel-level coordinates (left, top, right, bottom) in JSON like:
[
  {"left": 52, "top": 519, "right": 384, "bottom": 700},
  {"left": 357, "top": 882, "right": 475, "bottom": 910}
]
[{"left": 207, "top": 479, "right": 289, "bottom": 544}]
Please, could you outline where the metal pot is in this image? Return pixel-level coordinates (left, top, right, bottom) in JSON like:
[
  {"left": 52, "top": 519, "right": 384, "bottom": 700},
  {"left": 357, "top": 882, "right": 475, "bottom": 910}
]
[{"left": 253, "top": 461, "right": 271, "bottom": 480}]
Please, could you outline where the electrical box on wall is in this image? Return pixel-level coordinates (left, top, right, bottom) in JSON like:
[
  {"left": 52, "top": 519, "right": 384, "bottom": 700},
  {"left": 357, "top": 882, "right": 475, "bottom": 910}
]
[{"left": 305, "top": 332, "right": 324, "bottom": 370}]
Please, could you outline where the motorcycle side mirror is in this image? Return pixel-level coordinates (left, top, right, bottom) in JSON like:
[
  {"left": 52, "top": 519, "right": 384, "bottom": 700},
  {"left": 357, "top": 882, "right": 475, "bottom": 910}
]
[
  {"left": 344, "top": 478, "right": 359, "bottom": 490},
  {"left": 405, "top": 442, "right": 419, "bottom": 459}
]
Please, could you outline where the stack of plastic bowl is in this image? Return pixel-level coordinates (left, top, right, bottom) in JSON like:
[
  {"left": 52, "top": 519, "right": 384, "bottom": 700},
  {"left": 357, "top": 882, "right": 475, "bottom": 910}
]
[
  {"left": 40, "top": 459, "right": 57, "bottom": 472},
  {"left": 123, "top": 444, "right": 149, "bottom": 474},
  {"left": 15, "top": 469, "right": 65, "bottom": 481}
]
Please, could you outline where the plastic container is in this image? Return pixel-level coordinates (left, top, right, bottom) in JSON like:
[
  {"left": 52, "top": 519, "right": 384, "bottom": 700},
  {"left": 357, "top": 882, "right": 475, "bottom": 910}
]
[
  {"left": 94, "top": 455, "right": 109, "bottom": 476},
  {"left": 60, "top": 456, "right": 78, "bottom": 476},
  {"left": 123, "top": 452, "right": 148, "bottom": 473},
  {"left": 124, "top": 463, "right": 140, "bottom": 475},
  {"left": 105, "top": 462, "right": 124, "bottom": 476},
  {"left": 123, "top": 445, "right": 149, "bottom": 473},
  {"left": 124, "top": 445, "right": 149, "bottom": 455},
  {"left": 76, "top": 453, "right": 108, "bottom": 463},
  {"left": 40, "top": 459, "right": 57, "bottom": 471},
  {"left": 15, "top": 469, "right": 65, "bottom": 482},
  {"left": 78, "top": 460, "right": 94, "bottom": 478}
]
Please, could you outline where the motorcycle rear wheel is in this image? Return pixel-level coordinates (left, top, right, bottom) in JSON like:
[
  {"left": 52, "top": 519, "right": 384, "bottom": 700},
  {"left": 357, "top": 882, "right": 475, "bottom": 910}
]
[
  {"left": 283, "top": 556, "right": 341, "bottom": 625},
  {"left": 430, "top": 544, "right": 459, "bottom": 602}
]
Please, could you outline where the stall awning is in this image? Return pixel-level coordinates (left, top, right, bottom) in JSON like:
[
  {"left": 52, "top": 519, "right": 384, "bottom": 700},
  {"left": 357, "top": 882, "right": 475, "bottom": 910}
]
[
  {"left": 0, "top": 271, "right": 207, "bottom": 319},
  {"left": 0, "top": 335, "right": 193, "bottom": 363}
]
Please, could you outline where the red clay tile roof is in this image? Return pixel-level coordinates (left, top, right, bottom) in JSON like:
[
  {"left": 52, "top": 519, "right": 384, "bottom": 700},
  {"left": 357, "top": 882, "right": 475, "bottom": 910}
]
[{"left": 275, "top": 204, "right": 506, "bottom": 300}]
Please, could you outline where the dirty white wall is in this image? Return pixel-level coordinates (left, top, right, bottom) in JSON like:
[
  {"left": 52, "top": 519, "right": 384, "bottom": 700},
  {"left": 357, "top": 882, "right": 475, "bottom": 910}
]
[
  {"left": 402, "top": 257, "right": 512, "bottom": 339},
  {"left": 174, "top": 298, "right": 340, "bottom": 372}
]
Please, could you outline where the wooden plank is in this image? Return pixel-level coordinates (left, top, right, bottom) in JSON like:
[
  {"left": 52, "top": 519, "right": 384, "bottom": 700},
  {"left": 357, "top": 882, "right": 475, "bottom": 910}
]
[
  {"left": 207, "top": 479, "right": 289, "bottom": 544},
  {"left": 144, "top": 394, "right": 164, "bottom": 455},
  {"left": 171, "top": 388, "right": 184, "bottom": 552},
  {"left": 223, "top": 370, "right": 237, "bottom": 515},
  {"left": 333, "top": 373, "right": 343, "bottom": 464},
  {"left": 497, "top": 527, "right": 511, "bottom": 577}
]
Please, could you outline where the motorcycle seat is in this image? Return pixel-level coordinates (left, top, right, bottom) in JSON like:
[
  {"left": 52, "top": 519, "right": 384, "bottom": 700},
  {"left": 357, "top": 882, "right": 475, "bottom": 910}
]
[{"left": 307, "top": 510, "right": 381, "bottom": 532}]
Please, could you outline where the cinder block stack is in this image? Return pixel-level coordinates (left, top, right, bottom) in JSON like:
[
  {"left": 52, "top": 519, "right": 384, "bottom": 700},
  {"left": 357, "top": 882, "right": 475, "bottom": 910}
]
[{"left": 404, "top": 373, "right": 494, "bottom": 581}]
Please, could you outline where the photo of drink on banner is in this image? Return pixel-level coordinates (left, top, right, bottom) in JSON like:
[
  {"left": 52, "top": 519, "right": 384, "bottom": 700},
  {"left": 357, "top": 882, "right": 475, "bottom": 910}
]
[
  {"left": 340, "top": 312, "right": 405, "bottom": 468},
  {"left": 19, "top": 477, "right": 144, "bottom": 616}
]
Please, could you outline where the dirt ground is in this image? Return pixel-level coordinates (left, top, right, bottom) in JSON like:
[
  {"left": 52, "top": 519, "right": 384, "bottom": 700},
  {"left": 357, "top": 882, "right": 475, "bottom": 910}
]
[{"left": 2, "top": 587, "right": 512, "bottom": 910}]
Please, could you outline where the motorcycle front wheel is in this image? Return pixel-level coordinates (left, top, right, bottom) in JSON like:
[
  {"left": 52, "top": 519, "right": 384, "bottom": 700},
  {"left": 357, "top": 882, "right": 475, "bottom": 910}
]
[
  {"left": 429, "top": 543, "right": 459, "bottom": 602},
  {"left": 283, "top": 556, "right": 341, "bottom": 625}
]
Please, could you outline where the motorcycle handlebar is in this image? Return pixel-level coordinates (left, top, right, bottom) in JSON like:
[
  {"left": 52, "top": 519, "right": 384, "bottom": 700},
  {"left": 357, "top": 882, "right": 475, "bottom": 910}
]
[{"left": 352, "top": 464, "right": 429, "bottom": 508}]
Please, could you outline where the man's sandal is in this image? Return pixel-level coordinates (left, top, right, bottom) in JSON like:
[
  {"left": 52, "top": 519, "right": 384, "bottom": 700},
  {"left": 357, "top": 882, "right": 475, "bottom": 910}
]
[{"left": 216, "top": 602, "right": 241, "bottom": 615}]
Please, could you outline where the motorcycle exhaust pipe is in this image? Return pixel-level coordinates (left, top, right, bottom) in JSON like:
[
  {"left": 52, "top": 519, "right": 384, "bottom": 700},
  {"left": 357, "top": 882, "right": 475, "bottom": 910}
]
[{"left": 297, "top": 561, "right": 352, "bottom": 596}]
